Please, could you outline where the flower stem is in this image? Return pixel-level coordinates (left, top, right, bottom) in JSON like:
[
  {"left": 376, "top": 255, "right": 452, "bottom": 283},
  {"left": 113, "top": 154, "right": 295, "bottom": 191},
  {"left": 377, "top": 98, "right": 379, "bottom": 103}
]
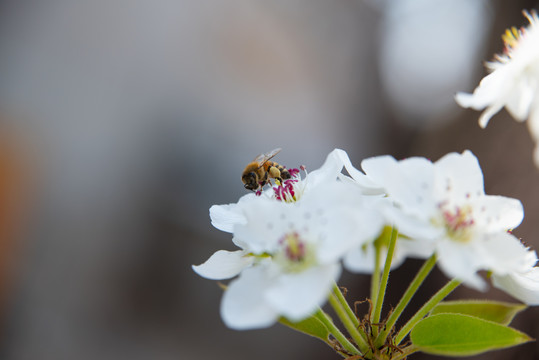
[
  {"left": 370, "top": 244, "right": 382, "bottom": 312},
  {"left": 315, "top": 309, "right": 361, "bottom": 356},
  {"left": 371, "top": 244, "right": 381, "bottom": 302},
  {"left": 372, "top": 227, "right": 398, "bottom": 336},
  {"left": 329, "top": 291, "right": 370, "bottom": 354},
  {"left": 391, "top": 345, "right": 418, "bottom": 360},
  {"left": 374, "top": 254, "right": 437, "bottom": 348},
  {"left": 332, "top": 283, "right": 360, "bottom": 328},
  {"left": 395, "top": 279, "right": 461, "bottom": 345}
]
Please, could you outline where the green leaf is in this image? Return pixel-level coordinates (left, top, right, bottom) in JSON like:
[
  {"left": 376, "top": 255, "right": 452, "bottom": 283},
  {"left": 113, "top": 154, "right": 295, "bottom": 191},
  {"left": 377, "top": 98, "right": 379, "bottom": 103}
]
[
  {"left": 431, "top": 300, "right": 526, "bottom": 325},
  {"left": 279, "top": 315, "right": 331, "bottom": 344},
  {"left": 411, "top": 313, "right": 532, "bottom": 356}
]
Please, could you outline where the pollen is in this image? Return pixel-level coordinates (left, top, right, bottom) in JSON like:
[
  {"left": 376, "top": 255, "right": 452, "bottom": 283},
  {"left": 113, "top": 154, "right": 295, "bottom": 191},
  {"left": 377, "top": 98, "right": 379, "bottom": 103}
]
[{"left": 502, "top": 26, "right": 523, "bottom": 52}]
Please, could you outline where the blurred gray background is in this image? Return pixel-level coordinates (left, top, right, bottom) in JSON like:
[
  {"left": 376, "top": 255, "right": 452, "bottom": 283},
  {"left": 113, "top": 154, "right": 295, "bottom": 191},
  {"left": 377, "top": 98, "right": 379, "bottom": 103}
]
[{"left": 0, "top": 0, "right": 538, "bottom": 359}]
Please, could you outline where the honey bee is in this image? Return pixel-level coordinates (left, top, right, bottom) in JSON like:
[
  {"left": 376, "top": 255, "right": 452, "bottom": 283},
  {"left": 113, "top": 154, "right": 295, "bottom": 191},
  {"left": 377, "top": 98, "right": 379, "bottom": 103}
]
[{"left": 242, "top": 148, "right": 291, "bottom": 191}]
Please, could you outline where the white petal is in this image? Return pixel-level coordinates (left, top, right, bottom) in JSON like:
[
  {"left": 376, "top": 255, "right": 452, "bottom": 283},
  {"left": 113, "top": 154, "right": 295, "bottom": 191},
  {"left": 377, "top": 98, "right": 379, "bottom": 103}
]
[
  {"left": 454, "top": 92, "right": 478, "bottom": 109},
  {"left": 505, "top": 77, "right": 535, "bottom": 121},
  {"left": 307, "top": 185, "right": 385, "bottom": 263},
  {"left": 210, "top": 193, "right": 263, "bottom": 233},
  {"left": 301, "top": 173, "right": 362, "bottom": 208},
  {"left": 478, "top": 232, "right": 536, "bottom": 275},
  {"left": 343, "top": 243, "right": 406, "bottom": 274},
  {"left": 220, "top": 266, "right": 278, "bottom": 330},
  {"left": 455, "top": 71, "right": 506, "bottom": 111},
  {"left": 232, "top": 199, "right": 286, "bottom": 254},
  {"left": 456, "top": 69, "right": 509, "bottom": 128},
  {"left": 295, "top": 181, "right": 383, "bottom": 257},
  {"left": 383, "top": 205, "right": 443, "bottom": 241},
  {"left": 470, "top": 196, "right": 524, "bottom": 232},
  {"left": 343, "top": 246, "right": 378, "bottom": 273},
  {"left": 436, "top": 240, "right": 487, "bottom": 291},
  {"left": 315, "top": 208, "right": 371, "bottom": 264},
  {"left": 360, "top": 155, "right": 398, "bottom": 191},
  {"left": 210, "top": 204, "right": 246, "bottom": 233},
  {"left": 434, "top": 150, "right": 484, "bottom": 202},
  {"left": 335, "top": 149, "right": 384, "bottom": 192},
  {"left": 351, "top": 203, "right": 386, "bottom": 244},
  {"left": 192, "top": 250, "right": 253, "bottom": 280},
  {"left": 394, "top": 157, "right": 437, "bottom": 217},
  {"left": 398, "top": 237, "right": 437, "bottom": 260},
  {"left": 478, "top": 103, "right": 505, "bottom": 128},
  {"left": 492, "top": 268, "right": 539, "bottom": 305},
  {"left": 364, "top": 156, "right": 437, "bottom": 220},
  {"left": 265, "top": 264, "right": 340, "bottom": 321},
  {"left": 304, "top": 149, "right": 345, "bottom": 189}
]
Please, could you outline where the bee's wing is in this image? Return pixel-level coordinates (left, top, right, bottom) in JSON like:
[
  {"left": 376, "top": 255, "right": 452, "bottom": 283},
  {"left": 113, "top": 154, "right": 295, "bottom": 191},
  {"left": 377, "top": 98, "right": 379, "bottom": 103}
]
[{"left": 254, "top": 148, "right": 282, "bottom": 167}]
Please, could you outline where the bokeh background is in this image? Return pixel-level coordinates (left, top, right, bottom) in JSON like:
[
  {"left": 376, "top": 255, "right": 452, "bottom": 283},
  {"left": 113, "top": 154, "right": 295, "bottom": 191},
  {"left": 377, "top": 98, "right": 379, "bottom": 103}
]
[{"left": 0, "top": 0, "right": 538, "bottom": 359}]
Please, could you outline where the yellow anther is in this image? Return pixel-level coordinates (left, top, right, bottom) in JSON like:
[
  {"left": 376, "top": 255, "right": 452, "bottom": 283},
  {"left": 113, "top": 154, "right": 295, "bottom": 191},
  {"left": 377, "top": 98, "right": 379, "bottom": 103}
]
[{"left": 502, "top": 27, "right": 522, "bottom": 50}]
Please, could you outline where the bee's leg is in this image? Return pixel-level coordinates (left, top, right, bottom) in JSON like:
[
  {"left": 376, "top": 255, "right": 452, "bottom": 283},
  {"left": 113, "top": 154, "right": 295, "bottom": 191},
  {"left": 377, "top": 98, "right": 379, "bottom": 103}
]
[{"left": 259, "top": 171, "right": 268, "bottom": 188}]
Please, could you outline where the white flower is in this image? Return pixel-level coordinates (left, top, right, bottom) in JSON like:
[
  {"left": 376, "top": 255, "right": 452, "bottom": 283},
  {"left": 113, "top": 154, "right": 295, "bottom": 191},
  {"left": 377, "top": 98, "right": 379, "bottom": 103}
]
[
  {"left": 455, "top": 11, "right": 539, "bottom": 166},
  {"left": 195, "top": 184, "right": 383, "bottom": 329},
  {"left": 209, "top": 148, "right": 350, "bottom": 233},
  {"left": 358, "top": 150, "right": 528, "bottom": 290},
  {"left": 193, "top": 149, "right": 385, "bottom": 329}
]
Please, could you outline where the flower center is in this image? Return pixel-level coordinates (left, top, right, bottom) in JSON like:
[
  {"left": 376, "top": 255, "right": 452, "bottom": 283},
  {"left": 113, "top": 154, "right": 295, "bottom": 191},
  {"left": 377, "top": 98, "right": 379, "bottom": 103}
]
[
  {"left": 275, "top": 231, "right": 315, "bottom": 272},
  {"left": 441, "top": 205, "right": 475, "bottom": 243},
  {"left": 282, "top": 232, "right": 305, "bottom": 261}
]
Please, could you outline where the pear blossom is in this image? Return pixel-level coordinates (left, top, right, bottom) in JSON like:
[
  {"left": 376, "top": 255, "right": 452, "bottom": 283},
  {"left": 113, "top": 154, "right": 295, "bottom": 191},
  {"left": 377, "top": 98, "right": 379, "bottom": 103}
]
[
  {"left": 455, "top": 11, "right": 539, "bottom": 166},
  {"left": 208, "top": 148, "right": 350, "bottom": 234},
  {"left": 355, "top": 150, "right": 529, "bottom": 290},
  {"left": 193, "top": 149, "right": 385, "bottom": 329},
  {"left": 195, "top": 184, "right": 383, "bottom": 329}
]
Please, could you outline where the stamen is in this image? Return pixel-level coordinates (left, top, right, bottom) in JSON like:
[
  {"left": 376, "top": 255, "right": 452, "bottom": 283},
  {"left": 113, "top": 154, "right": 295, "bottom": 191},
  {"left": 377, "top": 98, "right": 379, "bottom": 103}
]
[
  {"left": 273, "top": 168, "right": 303, "bottom": 202},
  {"left": 279, "top": 232, "right": 306, "bottom": 263},
  {"left": 502, "top": 26, "right": 524, "bottom": 52},
  {"left": 289, "top": 168, "right": 300, "bottom": 177},
  {"left": 442, "top": 206, "right": 475, "bottom": 242}
]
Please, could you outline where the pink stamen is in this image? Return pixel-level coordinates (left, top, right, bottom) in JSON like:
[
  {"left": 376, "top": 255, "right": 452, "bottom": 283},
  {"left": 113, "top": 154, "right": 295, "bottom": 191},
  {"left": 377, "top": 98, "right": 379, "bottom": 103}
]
[
  {"left": 443, "top": 207, "right": 475, "bottom": 233},
  {"left": 273, "top": 168, "right": 302, "bottom": 201},
  {"left": 279, "top": 232, "right": 306, "bottom": 262},
  {"left": 288, "top": 168, "right": 300, "bottom": 177}
]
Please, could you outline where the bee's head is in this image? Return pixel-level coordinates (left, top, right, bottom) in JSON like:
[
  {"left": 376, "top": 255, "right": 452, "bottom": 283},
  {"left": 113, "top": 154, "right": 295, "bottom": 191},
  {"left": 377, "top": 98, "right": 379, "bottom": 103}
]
[{"left": 242, "top": 172, "right": 258, "bottom": 191}]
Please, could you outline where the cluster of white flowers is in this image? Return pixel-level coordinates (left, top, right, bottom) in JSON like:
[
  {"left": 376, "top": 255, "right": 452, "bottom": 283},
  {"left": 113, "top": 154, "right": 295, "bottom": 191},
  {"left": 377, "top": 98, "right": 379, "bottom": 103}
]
[
  {"left": 456, "top": 10, "right": 539, "bottom": 166},
  {"left": 193, "top": 149, "right": 386, "bottom": 329},
  {"left": 193, "top": 149, "right": 539, "bottom": 330}
]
